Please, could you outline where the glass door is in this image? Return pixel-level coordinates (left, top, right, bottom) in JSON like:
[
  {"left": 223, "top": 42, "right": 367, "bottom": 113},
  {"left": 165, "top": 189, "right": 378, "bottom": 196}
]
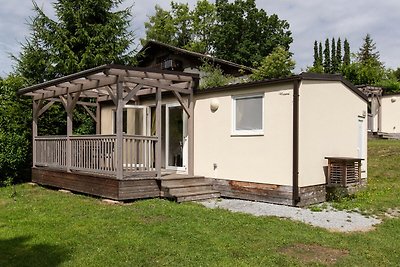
[{"left": 166, "top": 104, "right": 187, "bottom": 171}]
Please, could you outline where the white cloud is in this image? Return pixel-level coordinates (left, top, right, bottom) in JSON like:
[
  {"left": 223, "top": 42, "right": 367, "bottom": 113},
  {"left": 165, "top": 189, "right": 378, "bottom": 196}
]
[{"left": 1, "top": 0, "right": 399, "bottom": 76}]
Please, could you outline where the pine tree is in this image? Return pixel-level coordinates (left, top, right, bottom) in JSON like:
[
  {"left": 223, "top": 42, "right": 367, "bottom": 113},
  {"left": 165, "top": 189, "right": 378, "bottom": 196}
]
[
  {"left": 313, "top": 40, "right": 319, "bottom": 67},
  {"left": 15, "top": 0, "right": 135, "bottom": 136},
  {"left": 16, "top": 0, "right": 135, "bottom": 84},
  {"left": 323, "top": 38, "right": 331, "bottom": 73},
  {"left": 331, "top": 38, "right": 337, "bottom": 73},
  {"left": 357, "top": 33, "right": 380, "bottom": 65},
  {"left": 343, "top": 39, "right": 350, "bottom": 66},
  {"left": 336, "top": 38, "right": 342, "bottom": 69},
  {"left": 318, "top": 42, "right": 323, "bottom": 66}
]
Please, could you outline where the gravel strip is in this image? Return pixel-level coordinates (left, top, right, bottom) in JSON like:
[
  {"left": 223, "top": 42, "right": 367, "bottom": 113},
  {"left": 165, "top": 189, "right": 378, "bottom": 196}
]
[{"left": 199, "top": 199, "right": 381, "bottom": 232}]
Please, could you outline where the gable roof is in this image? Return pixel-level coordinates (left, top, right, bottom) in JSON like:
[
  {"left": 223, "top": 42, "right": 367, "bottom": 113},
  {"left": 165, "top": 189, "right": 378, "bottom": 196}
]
[
  {"left": 137, "top": 40, "right": 253, "bottom": 74},
  {"left": 195, "top": 72, "right": 368, "bottom": 102}
]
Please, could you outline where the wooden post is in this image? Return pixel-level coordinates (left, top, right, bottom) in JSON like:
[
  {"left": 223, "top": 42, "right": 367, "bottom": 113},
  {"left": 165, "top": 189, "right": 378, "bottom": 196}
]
[
  {"left": 32, "top": 100, "right": 39, "bottom": 167},
  {"left": 96, "top": 98, "right": 101, "bottom": 134},
  {"left": 341, "top": 160, "right": 347, "bottom": 187},
  {"left": 155, "top": 87, "right": 162, "bottom": 178},
  {"left": 116, "top": 78, "right": 124, "bottom": 179},
  {"left": 326, "top": 160, "right": 331, "bottom": 186},
  {"left": 66, "top": 94, "right": 73, "bottom": 172},
  {"left": 188, "top": 91, "right": 194, "bottom": 176}
]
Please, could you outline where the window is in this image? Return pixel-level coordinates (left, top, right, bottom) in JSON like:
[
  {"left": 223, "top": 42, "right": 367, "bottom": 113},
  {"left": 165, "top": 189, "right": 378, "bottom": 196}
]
[{"left": 232, "top": 94, "right": 264, "bottom": 135}]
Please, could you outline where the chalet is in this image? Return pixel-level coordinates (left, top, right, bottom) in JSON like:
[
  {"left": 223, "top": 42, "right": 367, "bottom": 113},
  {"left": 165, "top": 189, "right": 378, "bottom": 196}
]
[
  {"left": 359, "top": 85, "right": 400, "bottom": 138},
  {"left": 18, "top": 65, "right": 368, "bottom": 206},
  {"left": 137, "top": 40, "right": 253, "bottom": 77}
]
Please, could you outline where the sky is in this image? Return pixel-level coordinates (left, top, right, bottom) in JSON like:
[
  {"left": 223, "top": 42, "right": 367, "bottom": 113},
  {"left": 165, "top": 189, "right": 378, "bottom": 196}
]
[{"left": 1, "top": 0, "right": 400, "bottom": 77}]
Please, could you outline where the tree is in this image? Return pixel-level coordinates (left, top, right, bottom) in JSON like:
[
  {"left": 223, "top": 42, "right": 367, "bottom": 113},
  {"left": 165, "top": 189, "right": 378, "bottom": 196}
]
[
  {"left": 331, "top": 38, "right": 337, "bottom": 73},
  {"left": 343, "top": 39, "right": 351, "bottom": 66},
  {"left": 336, "top": 38, "right": 342, "bottom": 70},
  {"left": 357, "top": 33, "right": 380, "bottom": 65},
  {"left": 342, "top": 60, "right": 385, "bottom": 85},
  {"left": 185, "top": 0, "right": 216, "bottom": 53},
  {"left": 143, "top": 0, "right": 216, "bottom": 54},
  {"left": 143, "top": 5, "right": 177, "bottom": 46},
  {"left": 318, "top": 42, "right": 323, "bottom": 66},
  {"left": 15, "top": 0, "right": 135, "bottom": 136},
  {"left": 323, "top": 38, "right": 331, "bottom": 73},
  {"left": 144, "top": 0, "right": 292, "bottom": 66},
  {"left": 0, "top": 75, "right": 32, "bottom": 185},
  {"left": 250, "top": 46, "right": 295, "bottom": 81},
  {"left": 213, "top": 0, "right": 292, "bottom": 67},
  {"left": 199, "top": 61, "right": 233, "bottom": 89},
  {"left": 17, "top": 0, "right": 135, "bottom": 84},
  {"left": 309, "top": 40, "right": 323, "bottom": 73},
  {"left": 313, "top": 41, "right": 319, "bottom": 67}
]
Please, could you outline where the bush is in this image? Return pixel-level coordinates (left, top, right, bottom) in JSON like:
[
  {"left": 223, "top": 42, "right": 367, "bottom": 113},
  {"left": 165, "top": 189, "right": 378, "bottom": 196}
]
[
  {"left": 0, "top": 75, "right": 32, "bottom": 185},
  {"left": 199, "top": 61, "right": 233, "bottom": 89}
]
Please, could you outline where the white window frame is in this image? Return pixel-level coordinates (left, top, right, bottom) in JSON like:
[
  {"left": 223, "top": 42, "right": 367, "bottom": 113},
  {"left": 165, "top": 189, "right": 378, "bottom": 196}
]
[{"left": 231, "top": 94, "right": 264, "bottom": 136}]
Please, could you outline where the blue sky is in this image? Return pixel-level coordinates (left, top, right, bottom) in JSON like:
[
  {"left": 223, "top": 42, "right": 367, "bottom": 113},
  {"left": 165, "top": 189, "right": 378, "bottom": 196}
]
[{"left": 1, "top": 0, "right": 399, "bottom": 77}]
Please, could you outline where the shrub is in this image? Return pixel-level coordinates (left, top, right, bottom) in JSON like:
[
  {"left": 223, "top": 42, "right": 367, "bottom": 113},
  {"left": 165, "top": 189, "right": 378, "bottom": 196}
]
[{"left": 0, "top": 75, "right": 32, "bottom": 185}]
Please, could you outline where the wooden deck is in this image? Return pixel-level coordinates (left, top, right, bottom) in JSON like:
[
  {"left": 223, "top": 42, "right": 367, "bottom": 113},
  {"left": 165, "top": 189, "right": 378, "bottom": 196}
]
[
  {"left": 32, "top": 167, "right": 219, "bottom": 202},
  {"left": 32, "top": 168, "right": 160, "bottom": 200}
]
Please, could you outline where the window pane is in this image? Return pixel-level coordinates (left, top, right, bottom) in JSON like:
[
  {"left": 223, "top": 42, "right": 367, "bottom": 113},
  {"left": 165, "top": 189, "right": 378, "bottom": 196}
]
[{"left": 235, "top": 96, "right": 262, "bottom": 131}]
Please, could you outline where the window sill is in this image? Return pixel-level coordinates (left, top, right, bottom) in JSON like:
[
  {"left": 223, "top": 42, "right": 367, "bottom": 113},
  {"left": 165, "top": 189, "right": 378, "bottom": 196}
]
[{"left": 231, "top": 131, "right": 264, "bottom": 137}]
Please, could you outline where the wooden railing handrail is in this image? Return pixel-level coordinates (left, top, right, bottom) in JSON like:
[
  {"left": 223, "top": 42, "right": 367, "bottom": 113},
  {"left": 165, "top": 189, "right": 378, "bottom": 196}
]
[
  {"left": 123, "top": 134, "right": 158, "bottom": 141},
  {"left": 35, "top": 134, "right": 158, "bottom": 141}
]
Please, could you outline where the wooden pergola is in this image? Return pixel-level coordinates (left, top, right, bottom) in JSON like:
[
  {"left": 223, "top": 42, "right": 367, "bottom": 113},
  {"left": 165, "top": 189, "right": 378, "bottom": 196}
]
[{"left": 18, "top": 64, "right": 199, "bottom": 180}]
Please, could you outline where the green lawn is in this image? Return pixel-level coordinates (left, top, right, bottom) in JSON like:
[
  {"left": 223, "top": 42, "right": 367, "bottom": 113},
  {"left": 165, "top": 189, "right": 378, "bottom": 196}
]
[{"left": 1, "top": 139, "right": 400, "bottom": 266}]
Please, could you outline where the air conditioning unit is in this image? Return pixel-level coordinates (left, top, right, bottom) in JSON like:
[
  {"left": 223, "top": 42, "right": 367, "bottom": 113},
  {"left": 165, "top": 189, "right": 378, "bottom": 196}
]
[{"left": 162, "top": 59, "right": 182, "bottom": 70}]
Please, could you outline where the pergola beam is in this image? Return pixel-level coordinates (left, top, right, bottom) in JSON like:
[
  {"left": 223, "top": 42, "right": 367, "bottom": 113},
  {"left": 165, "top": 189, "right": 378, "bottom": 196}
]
[{"left": 33, "top": 75, "right": 118, "bottom": 100}]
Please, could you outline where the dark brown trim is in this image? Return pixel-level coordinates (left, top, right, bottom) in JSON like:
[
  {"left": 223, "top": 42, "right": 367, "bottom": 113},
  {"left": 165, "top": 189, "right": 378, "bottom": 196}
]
[
  {"left": 195, "top": 72, "right": 368, "bottom": 102},
  {"left": 195, "top": 76, "right": 300, "bottom": 95},
  {"left": 292, "top": 79, "right": 300, "bottom": 206}
]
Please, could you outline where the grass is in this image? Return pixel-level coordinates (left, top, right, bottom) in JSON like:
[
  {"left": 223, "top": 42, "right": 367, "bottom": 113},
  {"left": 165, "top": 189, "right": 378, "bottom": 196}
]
[{"left": 1, "top": 139, "right": 399, "bottom": 266}]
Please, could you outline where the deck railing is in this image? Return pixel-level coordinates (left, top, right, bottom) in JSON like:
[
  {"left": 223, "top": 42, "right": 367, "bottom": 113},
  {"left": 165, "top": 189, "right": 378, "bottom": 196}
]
[
  {"left": 70, "top": 135, "right": 117, "bottom": 174},
  {"left": 36, "top": 136, "right": 67, "bottom": 168},
  {"left": 34, "top": 134, "right": 158, "bottom": 177}
]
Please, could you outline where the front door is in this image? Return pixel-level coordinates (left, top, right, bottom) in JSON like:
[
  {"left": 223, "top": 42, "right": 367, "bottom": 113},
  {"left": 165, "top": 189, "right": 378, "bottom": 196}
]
[{"left": 166, "top": 104, "right": 188, "bottom": 171}]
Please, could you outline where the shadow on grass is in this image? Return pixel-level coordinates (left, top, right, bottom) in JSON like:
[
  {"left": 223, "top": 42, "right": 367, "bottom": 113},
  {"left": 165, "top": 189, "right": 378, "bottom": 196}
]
[{"left": 0, "top": 236, "right": 71, "bottom": 267}]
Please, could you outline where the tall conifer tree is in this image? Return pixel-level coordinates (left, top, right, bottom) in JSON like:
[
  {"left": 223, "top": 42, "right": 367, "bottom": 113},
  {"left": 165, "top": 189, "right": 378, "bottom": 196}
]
[
  {"left": 313, "top": 40, "right": 319, "bottom": 67},
  {"left": 318, "top": 42, "right": 323, "bottom": 66},
  {"left": 331, "top": 38, "right": 337, "bottom": 73},
  {"left": 323, "top": 38, "right": 331, "bottom": 73},
  {"left": 343, "top": 39, "right": 351, "bottom": 66},
  {"left": 336, "top": 38, "right": 342, "bottom": 69}
]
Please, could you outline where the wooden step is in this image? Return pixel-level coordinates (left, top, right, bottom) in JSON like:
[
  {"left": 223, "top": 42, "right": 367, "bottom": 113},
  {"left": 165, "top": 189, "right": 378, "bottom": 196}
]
[
  {"left": 166, "top": 184, "right": 213, "bottom": 195},
  {"left": 175, "top": 190, "right": 220, "bottom": 202},
  {"left": 161, "top": 177, "right": 207, "bottom": 187},
  {"left": 160, "top": 174, "right": 220, "bottom": 202}
]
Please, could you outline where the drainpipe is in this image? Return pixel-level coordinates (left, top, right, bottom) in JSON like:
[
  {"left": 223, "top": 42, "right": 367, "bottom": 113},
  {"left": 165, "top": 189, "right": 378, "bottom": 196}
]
[{"left": 292, "top": 79, "right": 301, "bottom": 206}]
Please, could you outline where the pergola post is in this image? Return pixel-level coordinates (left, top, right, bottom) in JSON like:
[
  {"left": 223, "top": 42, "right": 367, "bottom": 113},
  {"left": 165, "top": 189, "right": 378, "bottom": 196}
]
[
  {"left": 116, "top": 78, "right": 124, "bottom": 179},
  {"left": 65, "top": 92, "right": 81, "bottom": 172},
  {"left": 96, "top": 98, "right": 101, "bottom": 134},
  {"left": 32, "top": 101, "right": 39, "bottom": 167},
  {"left": 155, "top": 87, "right": 162, "bottom": 178},
  {"left": 188, "top": 91, "right": 194, "bottom": 176}
]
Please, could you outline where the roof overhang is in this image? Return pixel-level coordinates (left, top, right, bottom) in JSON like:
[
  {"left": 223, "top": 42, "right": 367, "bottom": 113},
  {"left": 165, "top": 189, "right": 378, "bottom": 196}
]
[{"left": 195, "top": 72, "right": 368, "bottom": 102}]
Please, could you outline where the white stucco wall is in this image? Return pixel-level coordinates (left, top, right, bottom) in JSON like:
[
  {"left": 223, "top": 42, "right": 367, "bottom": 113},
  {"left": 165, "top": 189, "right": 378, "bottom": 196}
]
[
  {"left": 194, "top": 83, "right": 294, "bottom": 185},
  {"left": 381, "top": 94, "right": 400, "bottom": 133},
  {"left": 100, "top": 104, "right": 114, "bottom": 134},
  {"left": 298, "top": 80, "right": 368, "bottom": 187}
]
